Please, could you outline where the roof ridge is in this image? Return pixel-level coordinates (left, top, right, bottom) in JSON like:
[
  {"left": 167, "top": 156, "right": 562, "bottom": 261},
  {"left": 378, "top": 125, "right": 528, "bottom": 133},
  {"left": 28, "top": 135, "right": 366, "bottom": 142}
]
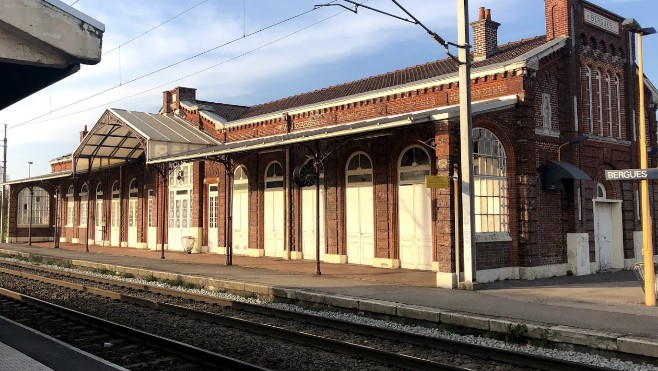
[{"left": 243, "top": 35, "right": 546, "bottom": 116}]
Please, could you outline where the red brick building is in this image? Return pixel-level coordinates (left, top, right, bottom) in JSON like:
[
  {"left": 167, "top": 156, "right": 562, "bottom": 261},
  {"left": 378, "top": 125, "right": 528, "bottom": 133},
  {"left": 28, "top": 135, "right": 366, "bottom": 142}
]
[{"left": 6, "top": 0, "right": 657, "bottom": 287}]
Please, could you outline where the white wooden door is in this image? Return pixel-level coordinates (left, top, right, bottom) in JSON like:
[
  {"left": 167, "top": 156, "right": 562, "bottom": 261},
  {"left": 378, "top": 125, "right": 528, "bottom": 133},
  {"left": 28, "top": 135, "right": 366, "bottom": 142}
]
[
  {"left": 302, "top": 186, "right": 325, "bottom": 261},
  {"left": 232, "top": 187, "right": 249, "bottom": 254},
  {"left": 168, "top": 190, "right": 191, "bottom": 251},
  {"left": 128, "top": 199, "right": 137, "bottom": 247},
  {"left": 398, "top": 183, "right": 432, "bottom": 270},
  {"left": 346, "top": 185, "right": 374, "bottom": 265},
  {"left": 264, "top": 189, "right": 284, "bottom": 257},
  {"left": 110, "top": 199, "right": 120, "bottom": 246},
  {"left": 596, "top": 203, "right": 613, "bottom": 270},
  {"left": 147, "top": 192, "right": 156, "bottom": 250},
  {"left": 208, "top": 185, "right": 218, "bottom": 249},
  {"left": 95, "top": 200, "right": 104, "bottom": 245}
]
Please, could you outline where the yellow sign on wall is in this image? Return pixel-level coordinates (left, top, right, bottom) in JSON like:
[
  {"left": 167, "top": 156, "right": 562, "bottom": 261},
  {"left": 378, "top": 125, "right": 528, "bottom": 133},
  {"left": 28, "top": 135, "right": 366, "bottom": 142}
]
[{"left": 425, "top": 175, "right": 450, "bottom": 189}]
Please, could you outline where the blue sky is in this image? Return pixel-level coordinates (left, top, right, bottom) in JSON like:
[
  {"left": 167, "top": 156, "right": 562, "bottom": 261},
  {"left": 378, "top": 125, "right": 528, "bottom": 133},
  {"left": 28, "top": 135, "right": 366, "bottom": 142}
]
[{"left": 2, "top": 0, "right": 657, "bottom": 179}]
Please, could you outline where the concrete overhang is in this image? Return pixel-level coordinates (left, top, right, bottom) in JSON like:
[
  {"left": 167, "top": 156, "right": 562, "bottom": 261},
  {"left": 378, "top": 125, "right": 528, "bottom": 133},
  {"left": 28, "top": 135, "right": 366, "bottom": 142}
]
[{"left": 0, "top": 0, "right": 104, "bottom": 109}]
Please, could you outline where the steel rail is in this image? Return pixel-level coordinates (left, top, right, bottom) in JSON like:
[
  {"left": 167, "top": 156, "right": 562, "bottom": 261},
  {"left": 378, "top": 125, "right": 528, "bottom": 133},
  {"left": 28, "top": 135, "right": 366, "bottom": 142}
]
[
  {"left": 0, "top": 286, "right": 267, "bottom": 371},
  {"left": 0, "top": 260, "right": 611, "bottom": 371}
]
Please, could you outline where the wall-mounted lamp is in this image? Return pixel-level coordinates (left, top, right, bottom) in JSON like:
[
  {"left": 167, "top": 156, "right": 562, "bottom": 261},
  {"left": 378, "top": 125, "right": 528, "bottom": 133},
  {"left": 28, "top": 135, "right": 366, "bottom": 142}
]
[{"left": 557, "top": 134, "right": 589, "bottom": 161}]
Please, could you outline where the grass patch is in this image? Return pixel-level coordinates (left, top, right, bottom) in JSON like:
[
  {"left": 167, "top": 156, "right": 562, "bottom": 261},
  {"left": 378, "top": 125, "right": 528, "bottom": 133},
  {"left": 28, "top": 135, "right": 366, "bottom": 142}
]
[
  {"left": 144, "top": 274, "right": 158, "bottom": 282},
  {"left": 119, "top": 272, "right": 134, "bottom": 279},
  {"left": 95, "top": 268, "right": 115, "bottom": 276}
]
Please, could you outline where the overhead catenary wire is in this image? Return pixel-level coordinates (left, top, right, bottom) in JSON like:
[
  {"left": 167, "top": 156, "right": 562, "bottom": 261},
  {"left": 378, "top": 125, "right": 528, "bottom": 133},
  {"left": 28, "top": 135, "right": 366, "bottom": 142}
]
[
  {"left": 8, "top": 2, "right": 340, "bottom": 130},
  {"left": 102, "top": 0, "right": 209, "bottom": 57},
  {"left": 11, "top": 2, "right": 349, "bottom": 128}
]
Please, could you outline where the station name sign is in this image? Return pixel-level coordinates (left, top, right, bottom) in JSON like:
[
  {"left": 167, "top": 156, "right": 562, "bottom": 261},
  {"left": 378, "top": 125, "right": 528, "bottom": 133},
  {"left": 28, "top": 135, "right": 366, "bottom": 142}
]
[
  {"left": 584, "top": 9, "right": 619, "bottom": 35},
  {"left": 605, "top": 169, "right": 658, "bottom": 180}
]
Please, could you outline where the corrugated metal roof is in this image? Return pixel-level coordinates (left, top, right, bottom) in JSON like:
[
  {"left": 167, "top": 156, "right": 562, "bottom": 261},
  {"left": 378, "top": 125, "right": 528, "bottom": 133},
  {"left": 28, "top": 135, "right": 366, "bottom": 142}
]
[{"left": 72, "top": 109, "right": 220, "bottom": 173}]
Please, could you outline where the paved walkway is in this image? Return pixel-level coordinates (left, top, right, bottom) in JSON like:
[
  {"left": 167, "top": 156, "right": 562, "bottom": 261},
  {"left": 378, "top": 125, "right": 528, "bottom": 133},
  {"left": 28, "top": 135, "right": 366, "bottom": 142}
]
[{"left": 1, "top": 242, "right": 657, "bottom": 357}]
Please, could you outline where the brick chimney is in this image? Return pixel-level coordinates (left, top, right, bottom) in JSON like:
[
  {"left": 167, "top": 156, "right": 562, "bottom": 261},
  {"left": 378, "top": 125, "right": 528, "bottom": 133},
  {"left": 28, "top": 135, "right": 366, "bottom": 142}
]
[
  {"left": 79, "top": 125, "right": 88, "bottom": 142},
  {"left": 161, "top": 87, "right": 197, "bottom": 114},
  {"left": 545, "top": 0, "right": 571, "bottom": 41},
  {"left": 471, "top": 7, "right": 500, "bottom": 61}
]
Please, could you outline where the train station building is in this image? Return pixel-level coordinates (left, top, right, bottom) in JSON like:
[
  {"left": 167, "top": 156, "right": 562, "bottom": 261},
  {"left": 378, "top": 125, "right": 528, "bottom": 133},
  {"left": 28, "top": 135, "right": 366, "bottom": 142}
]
[{"left": 5, "top": 0, "right": 657, "bottom": 287}]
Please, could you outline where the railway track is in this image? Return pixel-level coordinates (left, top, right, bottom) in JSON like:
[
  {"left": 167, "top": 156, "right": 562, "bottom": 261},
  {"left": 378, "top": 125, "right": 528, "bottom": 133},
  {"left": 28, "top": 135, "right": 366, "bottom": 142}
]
[
  {"left": 0, "top": 287, "right": 265, "bottom": 371},
  {"left": 0, "top": 259, "right": 613, "bottom": 371}
]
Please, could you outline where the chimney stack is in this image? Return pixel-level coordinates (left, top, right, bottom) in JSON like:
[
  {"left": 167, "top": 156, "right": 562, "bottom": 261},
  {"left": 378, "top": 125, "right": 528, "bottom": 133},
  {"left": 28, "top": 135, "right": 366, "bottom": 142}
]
[
  {"left": 79, "top": 125, "right": 88, "bottom": 142},
  {"left": 471, "top": 7, "right": 500, "bottom": 61}
]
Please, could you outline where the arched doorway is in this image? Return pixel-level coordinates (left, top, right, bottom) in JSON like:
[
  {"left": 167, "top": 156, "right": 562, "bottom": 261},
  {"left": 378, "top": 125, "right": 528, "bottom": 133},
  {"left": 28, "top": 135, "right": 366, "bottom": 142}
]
[
  {"left": 593, "top": 183, "right": 623, "bottom": 270},
  {"left": 208, "top": 183, "right": 218, "bottom": 250},
  {"left": 232, "top": 166, "right": 249, "bottom": 255},
  {"left": 127, "top": 179, "right": 138, "bottom": 247},
  {"left": 110, "top": 181, "right": 120, "bottom": 246},
  {"left": 398, "top": 146, "right": 432, "bottom": 270},
  {"left": 95, "top": 183, "right": 104, "bottom": 245},
  {"left": 168, "top": 163, "right": 192, "bottom": 251},
  {"left": 345, "top": 152, "right": 374, "bottom": 266},
  {"left": 264, "top": 162, "right": 284, "bottom": 257},
  {"left": 301, "top": 163, "right": 325, "bottom": 261}
]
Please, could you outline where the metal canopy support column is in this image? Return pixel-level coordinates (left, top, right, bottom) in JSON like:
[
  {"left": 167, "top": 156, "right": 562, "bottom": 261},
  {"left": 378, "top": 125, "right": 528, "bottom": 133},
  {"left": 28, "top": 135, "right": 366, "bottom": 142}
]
[{"left": 27, "top": 186, "right": 33, "bottom": 246}]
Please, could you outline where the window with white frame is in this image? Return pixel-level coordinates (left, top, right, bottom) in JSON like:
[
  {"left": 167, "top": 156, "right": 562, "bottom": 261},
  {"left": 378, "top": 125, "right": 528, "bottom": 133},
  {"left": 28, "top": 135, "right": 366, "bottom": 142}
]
[
  {"left": 606, "top": 72, "right": 613, "bottom": 137},
  {"left": 585, "top": 67, "right": 593, "bottom": 133},
  {"left": 208, "top": 185, "right": 218, "bottom": 229},
  {"left": 66, "top": 185, "right": 74, "bottom": 226},
  {"left": 472, "top": 128, "right": 508, "bottom": 233},
  {"left": 541, "top": 93, "right": 552, "bottom": 129},
  {"left": 596, "top": 69, "right": 603, "bottom": 135},
  {"left": 18, "top": 187, "right": 50, "bottom": 226},
  {"left": 79, "top": 184, "right": 88, "bottom": 227},
  {"left": 169, "top": 163, "right": 192, "bottom": 187},
  {"left": 147, "top": 189, "right": 154, "bottom": 228},
  {"left": 615, "top": 75, "right": 622, "bottom": 138}
]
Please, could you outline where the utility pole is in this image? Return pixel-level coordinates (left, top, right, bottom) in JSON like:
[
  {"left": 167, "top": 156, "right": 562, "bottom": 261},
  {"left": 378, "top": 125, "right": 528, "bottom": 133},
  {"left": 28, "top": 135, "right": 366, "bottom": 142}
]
[
  {"left": 456, "top": 0, "right": 476, "bottom": 286},
  {"left": 1, "top": 124, "right": 6, "bottom": 243}
]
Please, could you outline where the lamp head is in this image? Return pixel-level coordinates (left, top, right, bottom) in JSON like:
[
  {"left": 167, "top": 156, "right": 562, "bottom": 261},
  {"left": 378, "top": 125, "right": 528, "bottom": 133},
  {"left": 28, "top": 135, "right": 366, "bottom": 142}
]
[
  {"left": 569, "top": 134, "right": 590, "bottom": 145},
  {"left": 623, "top": 18, "right": 656, "bottom": 35}
]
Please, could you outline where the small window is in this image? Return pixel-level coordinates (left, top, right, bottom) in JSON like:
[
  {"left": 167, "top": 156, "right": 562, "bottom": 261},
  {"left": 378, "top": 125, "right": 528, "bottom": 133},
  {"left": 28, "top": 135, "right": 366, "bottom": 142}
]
[
  {"left": 541, "top": 93, "right": 552, "bottom": 129},
  {"left": 597, "top": 183, "right": 607, "bottom": 199},
  {"left": 234, "top": 166, "right": 249, "bottom": 191},
  {"left": 129, "top": 178, "right": 138, "bottom": 198},
  {"left": 399, "top": 147, "right": 430, "bottom": 185}
]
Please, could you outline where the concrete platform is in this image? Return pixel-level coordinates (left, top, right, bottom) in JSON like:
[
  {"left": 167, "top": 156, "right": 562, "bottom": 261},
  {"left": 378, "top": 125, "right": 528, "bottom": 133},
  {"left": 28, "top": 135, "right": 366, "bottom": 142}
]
[
  {"left": 1, "top": 242, "right": 657, "bottom": 358},
  {"left": 0, "top": 315, "right": 125, "bottom": 371}
]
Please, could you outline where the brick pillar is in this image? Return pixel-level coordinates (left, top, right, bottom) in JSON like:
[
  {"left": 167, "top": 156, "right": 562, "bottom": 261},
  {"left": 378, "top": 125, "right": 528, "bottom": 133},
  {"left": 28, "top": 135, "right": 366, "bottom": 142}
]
[
  {"left": 434, "top": 120, "right": 457, "bottom": 279},
  {"left": 545, "top": 0, "right": 572, "bottom": 41}
]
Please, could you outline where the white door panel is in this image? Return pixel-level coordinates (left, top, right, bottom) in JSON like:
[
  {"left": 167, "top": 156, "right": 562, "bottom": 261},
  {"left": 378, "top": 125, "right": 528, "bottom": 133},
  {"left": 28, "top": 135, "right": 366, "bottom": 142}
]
[{"left": 302, "top": 187, "right": 325, "bottom": 261}]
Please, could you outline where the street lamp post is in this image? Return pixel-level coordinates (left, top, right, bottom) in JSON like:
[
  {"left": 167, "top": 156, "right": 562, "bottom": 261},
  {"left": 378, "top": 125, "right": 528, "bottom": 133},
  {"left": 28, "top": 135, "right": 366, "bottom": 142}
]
[
  {"left": 557, "top": 134, "right": 589, "bottom": 161},
  {"left": 623, "top": 18, "right": 656, "bottom": 306},
  {"left": 28, "top": 161, "right": 33, "bottom": 178}
]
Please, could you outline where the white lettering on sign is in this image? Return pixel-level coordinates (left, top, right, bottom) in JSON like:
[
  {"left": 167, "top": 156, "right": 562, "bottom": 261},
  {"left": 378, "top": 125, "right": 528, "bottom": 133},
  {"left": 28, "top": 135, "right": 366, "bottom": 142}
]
[
  {"left": 605, "top": 169, "right": 658, "bottom": 180},
  {"left": 584, "top": 9, "right": 619, "bottom": 35}
]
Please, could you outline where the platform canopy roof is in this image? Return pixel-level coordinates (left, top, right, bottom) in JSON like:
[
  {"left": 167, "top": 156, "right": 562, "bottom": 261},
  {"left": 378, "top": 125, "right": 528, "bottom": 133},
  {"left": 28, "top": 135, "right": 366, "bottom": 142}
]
[
  {"left": 0, "top": 0, "right": 104, "bottom": 110},
  {"left": 72, "top": 108, "right": 220, "bottom": 174}
]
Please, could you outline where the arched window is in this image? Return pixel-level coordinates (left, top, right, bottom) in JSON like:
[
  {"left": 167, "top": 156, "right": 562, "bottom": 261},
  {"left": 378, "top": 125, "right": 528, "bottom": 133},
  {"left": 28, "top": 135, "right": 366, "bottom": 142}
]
[
  {"left": 580, "top": 33, "right": 588, "bottom": 48},
  {"left": 112, "top": 181, "right": 120, "bottom": 199},
  {"left": 265, "top": 162, "right": 284, "bottom": 189},
  {"left": 234, "top": 166, "right": 248, "bottom": 190},
  {"left": 18, "top": 187, "right": 50, "bottom": 226},
  {"left": 66, "top": 185, "right": 74, "bottom": 226},
  {"left": 609, "top": 44, "right": 616, "bottom": 56},
  {"left": 596, "top": 69, "right": 603, "bottom": 135},
  {"left": 590, "top": 37, "right": 597, "bottom": 49},
  {"left": 399, "top": 147, "right": 430, "bottom": 184},
  {"left": 472, "top": 128, "right": 508, "bottom": 233},
  {"left": 597, "top": 183, "right": 607, "bottom": 199},
  {"left": 129, "top": 179, "right": 138, "bottom": 197},
  {"left": 606, "top": 72, "right": 613, "bottom": 137},
  {"left": 585, "top": 67, "right": 593, "bottom": 133},
  {"left": 346, "top": 152, "right": 373, "bottom": 185},
  {"left": 615, "top": 76, "right": 621, "bottom": 139},
  {"left": 79, "top": 184, "right": 89, "bottom": 227}
]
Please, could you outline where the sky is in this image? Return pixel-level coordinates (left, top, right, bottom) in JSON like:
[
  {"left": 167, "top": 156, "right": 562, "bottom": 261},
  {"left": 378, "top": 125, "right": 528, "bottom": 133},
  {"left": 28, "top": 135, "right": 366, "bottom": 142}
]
[{"left": 2, "top": 0, "right": 657, "bottom": 180}]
